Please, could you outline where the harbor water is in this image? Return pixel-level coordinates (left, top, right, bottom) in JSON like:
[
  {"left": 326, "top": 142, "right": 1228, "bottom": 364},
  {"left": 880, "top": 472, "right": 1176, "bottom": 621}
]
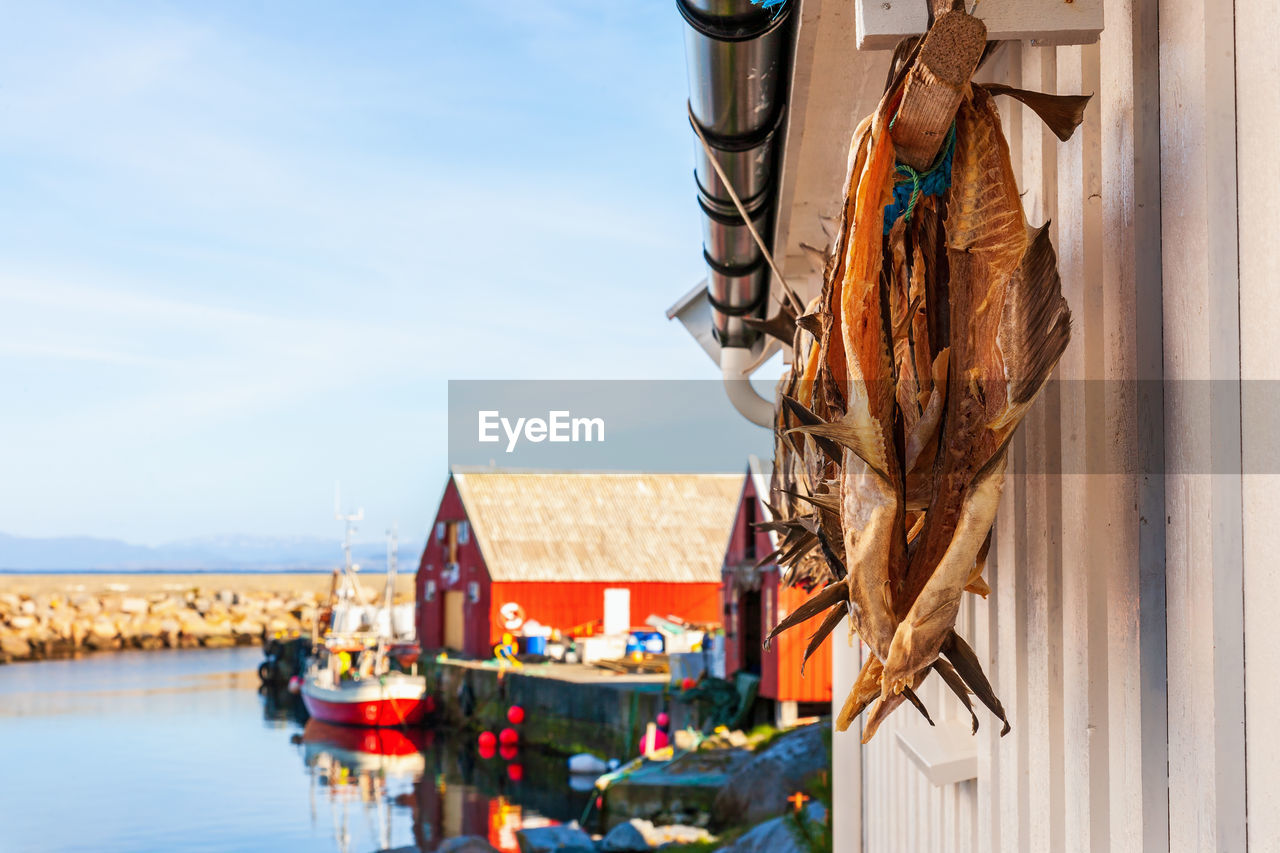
[{"left": 0, "top": 647, "right": 589, "bottom": 853}]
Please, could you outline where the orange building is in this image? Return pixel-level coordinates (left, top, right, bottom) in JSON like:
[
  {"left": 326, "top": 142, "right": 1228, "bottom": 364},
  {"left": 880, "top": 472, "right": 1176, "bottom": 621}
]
[
  {"left": 416, "top": 468, "right": 740, "bottom": 658},
  {"left": 721, "top": 459, "right": 833, "bottom": 723}
]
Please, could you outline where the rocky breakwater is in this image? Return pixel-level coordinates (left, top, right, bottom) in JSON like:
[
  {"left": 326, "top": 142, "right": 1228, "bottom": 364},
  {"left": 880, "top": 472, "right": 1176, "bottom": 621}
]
[{"left": 0, "top": 585, "right": 320, "bottom": 663}]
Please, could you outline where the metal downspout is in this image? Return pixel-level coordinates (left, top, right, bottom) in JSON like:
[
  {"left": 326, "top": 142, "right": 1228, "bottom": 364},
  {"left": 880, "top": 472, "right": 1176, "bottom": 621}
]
[{"left": 677, "top": 0, "right": 794, "bottom": 426}]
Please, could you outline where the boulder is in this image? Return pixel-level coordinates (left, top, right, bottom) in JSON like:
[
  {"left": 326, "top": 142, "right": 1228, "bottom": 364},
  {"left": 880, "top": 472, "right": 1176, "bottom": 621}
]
[
  {"left": 0, "top": 632, "right": 31, "bottom": 661},
  {"left": 89, "top": 618, "right": 118, "bottom": 640},
  {"left": 119, "top": 597, "right": 148, "bottom": 614},
  {"left": 711, "top": 722, "right": 830, "bottom": 829},
  {"left": 438, "top": 837, "right": 502, "bottom": 853},
  {"left": 231, "top": 620, "right": 264, "bottom": 638},
  {"left": 515, "top": 825, "right": 596, "bottom": 853},
  {"left": 601, "top": 819, "right": 651, "bottom": 851},
  {"left": 73, "top": 596, "right": 102, "bottom": 616},
  {"left": 713, "top": 816, "right": 804, "bottom": 853},
  {"left": 149, "top": 597, "right": 180, "bottom": 615}
]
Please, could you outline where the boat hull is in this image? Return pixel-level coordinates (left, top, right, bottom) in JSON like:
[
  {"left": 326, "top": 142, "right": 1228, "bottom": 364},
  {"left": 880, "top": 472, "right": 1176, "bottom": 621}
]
[{"left": 301, "top": 676, "right": 429, "bottom": 727}]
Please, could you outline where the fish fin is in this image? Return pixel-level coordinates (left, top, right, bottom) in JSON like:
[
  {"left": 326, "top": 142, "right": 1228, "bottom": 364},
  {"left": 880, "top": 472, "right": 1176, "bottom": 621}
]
[
  {"left": 766, "top": 580, "right": 847, "bottom": 642},
  {"left": 801, "top": 602, "right": 847, "bottom": 675},
  {"left": 942, "top": 630, "right": 1010, "bottom": 736},
  {"left": 981, "top": 84, "right": 1092, "bottom": 142},
  {"left": 932, "top": 658, "right": 980, "bottom": 734}
]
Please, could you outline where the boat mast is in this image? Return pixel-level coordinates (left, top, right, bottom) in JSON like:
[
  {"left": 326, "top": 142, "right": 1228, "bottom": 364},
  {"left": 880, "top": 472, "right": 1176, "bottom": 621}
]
[
  {"left": 383, "top": 523, "right": 398, "bottom": 623},
  {"left": 335, "top": 483, "right": 366, "bottom": 607}
]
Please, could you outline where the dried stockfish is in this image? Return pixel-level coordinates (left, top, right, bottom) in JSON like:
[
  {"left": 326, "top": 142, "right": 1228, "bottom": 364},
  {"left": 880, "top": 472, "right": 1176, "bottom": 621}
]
[{"left": 762, "top": 7, "right": 1081, "bottom": 742}]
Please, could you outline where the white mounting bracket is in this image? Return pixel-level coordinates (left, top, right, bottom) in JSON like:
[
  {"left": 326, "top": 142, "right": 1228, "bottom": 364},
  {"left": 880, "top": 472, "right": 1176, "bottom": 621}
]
[
  {"left": 895, "top": 719, "right": 979, "bottom": 786},
  {"left": 856, "top": 0, "right": 1103, "bottom": 50},
  {"left": 666, "top": 281, "right": 780, "bottom": 428}
]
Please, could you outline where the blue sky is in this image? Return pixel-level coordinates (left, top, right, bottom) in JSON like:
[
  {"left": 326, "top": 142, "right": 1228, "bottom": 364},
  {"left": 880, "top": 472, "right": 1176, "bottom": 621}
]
[{"left": 0, "top": 1, "right": 777, "bottom": 546}]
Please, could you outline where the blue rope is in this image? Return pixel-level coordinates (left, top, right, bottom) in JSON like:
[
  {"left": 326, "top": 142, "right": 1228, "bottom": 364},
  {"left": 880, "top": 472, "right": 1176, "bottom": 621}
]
[
  {"left": 883, "top": 122, "right": 956, "bottom": 234},
  {"left": 749, "top": 0, "right": 789, "bottom": 10}
]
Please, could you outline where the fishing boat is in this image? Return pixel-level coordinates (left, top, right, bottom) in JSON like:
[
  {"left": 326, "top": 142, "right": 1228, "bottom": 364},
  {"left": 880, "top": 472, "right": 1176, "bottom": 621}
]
[{"left": 301, "top": 511, "right": 430, "bottom": 727}]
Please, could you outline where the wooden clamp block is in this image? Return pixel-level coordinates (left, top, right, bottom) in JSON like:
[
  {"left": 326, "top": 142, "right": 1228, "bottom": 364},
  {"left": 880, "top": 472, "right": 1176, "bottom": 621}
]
[
  {"left": 889, "top": 10, "right": 987, "bottom": 171},
  {"left": 856, "top": 0, "right": 1104, "bottom": 51}
]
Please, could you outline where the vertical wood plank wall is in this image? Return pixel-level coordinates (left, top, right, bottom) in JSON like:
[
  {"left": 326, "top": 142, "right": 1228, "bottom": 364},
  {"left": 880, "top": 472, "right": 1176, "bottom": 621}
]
[
  {"left": 834, "top": 0, "right": 1263, "bottom": 848},
  {"left": 1236, "top": 0, "right": 1280, "bottom": 851}
]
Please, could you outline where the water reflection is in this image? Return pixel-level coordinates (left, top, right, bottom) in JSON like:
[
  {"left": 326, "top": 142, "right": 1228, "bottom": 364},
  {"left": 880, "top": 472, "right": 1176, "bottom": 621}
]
[
  {"left": 261, "top": 680, "right": 310, "bottom": 724},
  {"left": 298, "top": 719, "right": 592, "bottom": 853},
  {"left": 0, "top": 648, "right": 591, "bottom": 852}
]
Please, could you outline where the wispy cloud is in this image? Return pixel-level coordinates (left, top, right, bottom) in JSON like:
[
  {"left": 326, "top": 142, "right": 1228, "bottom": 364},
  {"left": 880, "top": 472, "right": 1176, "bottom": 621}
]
[{"left": 0, "top": 2, "right": 731, "bottom": 544}]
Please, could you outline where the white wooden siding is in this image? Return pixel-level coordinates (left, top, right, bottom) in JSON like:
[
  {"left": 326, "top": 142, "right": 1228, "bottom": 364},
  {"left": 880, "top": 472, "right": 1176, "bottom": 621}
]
[{"left": 831, "top": 0, "right": 1272, "bottom": 848}]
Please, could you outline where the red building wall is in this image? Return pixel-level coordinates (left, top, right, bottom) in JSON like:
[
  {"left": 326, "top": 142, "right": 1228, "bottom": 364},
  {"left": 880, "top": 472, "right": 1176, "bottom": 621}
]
[
  {"left": 415, "top": 479, "right": 493, "bottom": 658},
  {"left": 488, "top": 581, "right": 721, "bottom": 641},
  {"left": 417, "top": 476, "right": 724, "bottom": 658},
  {"left": 722, "top": 474, "right": 833, "bottom": 704}
]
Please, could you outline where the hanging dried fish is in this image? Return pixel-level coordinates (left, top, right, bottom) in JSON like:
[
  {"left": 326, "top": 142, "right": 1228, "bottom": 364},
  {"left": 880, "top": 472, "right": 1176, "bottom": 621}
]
[{"left": 766, "top": 9, "right": 1088, "bottom": 742}]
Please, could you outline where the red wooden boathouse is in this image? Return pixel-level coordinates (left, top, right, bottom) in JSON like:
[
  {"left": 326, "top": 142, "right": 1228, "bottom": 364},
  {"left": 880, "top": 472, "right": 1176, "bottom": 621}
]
[
  {"left": 416, "top": 468, "right": 741, "bottom": 658},
  {"left": 722, "top": 458, "right": 833, "bottom": 723}
]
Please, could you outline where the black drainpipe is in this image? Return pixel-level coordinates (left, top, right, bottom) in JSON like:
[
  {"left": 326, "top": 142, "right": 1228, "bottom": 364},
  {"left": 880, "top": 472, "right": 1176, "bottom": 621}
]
[{"left": 678, "top": 0, "right": 794, "bottom": 349}]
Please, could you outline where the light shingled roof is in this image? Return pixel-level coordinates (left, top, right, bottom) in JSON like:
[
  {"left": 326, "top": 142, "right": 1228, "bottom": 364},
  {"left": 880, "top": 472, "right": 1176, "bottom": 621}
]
[{"left": 451, "top": 468, "right": 742, "bottom": 583}]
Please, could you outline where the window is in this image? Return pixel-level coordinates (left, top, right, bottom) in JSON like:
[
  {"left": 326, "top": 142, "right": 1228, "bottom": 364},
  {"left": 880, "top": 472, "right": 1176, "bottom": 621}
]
[
  {"left": 457, "top": 520, "right": 470, "bottom": 544},
  {"left": 435, "top": 521, "right": 446, "bottom": 542},
  {"left": 467, "top": 581, "right": 481, "bottom": 603},
  {"left": 424, "top": 580, "right": 436, "bottom": 602}
]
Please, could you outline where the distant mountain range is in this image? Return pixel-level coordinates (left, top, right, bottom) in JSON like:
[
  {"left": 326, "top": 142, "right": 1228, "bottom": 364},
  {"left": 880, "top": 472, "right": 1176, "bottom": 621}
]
[{"left": 0, "top": 531, "right": 423, "bottom": 572}]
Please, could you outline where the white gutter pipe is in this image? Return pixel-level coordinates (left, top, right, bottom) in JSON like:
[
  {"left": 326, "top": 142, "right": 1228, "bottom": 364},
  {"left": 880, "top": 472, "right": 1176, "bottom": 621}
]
[{"left": 720, "top": 346, "right": 774, "bottom": 427}]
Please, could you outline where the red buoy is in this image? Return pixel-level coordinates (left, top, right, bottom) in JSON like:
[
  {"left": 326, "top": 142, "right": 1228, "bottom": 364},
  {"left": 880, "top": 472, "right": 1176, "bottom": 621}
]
[
  {"left": 507, "top": 705, "right": 525, "bottom": 725},
  {"left": 499, "top": 727, "right": 519, "bottom": 746},
  {"left": 507, "top": 763, "right": 524, "bottom": 782},
  {"left": 680, "top": 677, "right": 696, "bottom": 691},
  {"left": 499, "top": 744, "right": 518, "bottom": 761},
  {"left": 478, "top": 731, "right": 497, "bottom": 751},
  {"left": 656, "top": 711, "right": 670, "bottom": 729}
]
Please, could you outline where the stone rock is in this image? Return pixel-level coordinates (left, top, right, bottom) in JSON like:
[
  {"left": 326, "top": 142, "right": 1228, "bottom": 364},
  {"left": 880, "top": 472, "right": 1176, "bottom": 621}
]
[
  {"left": 713, "top": 815, "right": 804, "bottom": 853},
  {"left": 89, "top": 619, "right": 118, "bottom": 640},
  {"left": 149, "top": 597, "right": 180, "bottom": 615},
  {"left": 711, "top": 722, "right": 830, "bottom": 830},
  {"left": 601, "top": 819, "right": 651, "bottom": 851},
  {"left": 178, "top": 613, "right": 211, "bottom": 635},
  {"left": 73, "top": 596, "right": 102, "bottom": 616},
  {"left": 438, "top": 837, "right": 502, "bottom": 853},
  {"left": 515, "top": 825, "right": 596, "bottom": 853},
  {"left": 231, "top": 620, "right": 263, "bottom": 638},
  {"left": 7, "top": 615, "right": 36, "bottom": 631},
  {"left": 0, "top": 632, "right": 31, "bottom": 660},
  {"left": 119, "top": 597, "right": 148, "bottom": 614}
]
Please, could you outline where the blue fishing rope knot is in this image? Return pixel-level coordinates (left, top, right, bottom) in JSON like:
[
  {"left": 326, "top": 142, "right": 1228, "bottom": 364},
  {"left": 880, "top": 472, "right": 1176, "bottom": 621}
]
[{"left": 883, "top": 122, "right": 956, "bottom": 234}]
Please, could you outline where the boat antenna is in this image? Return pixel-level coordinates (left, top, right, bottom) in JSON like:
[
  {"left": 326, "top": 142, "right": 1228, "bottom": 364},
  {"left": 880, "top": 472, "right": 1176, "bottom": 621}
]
[{"left": 334, "top": 482, "right": 366, "bottom": 605}]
